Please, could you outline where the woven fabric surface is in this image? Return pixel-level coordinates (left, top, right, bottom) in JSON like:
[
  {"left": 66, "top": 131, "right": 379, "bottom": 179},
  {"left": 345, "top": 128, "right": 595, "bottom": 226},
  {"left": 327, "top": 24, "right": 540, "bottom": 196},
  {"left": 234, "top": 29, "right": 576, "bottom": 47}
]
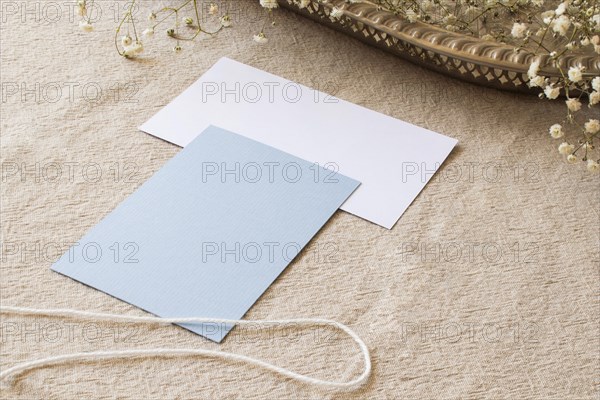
[{"left": 1, "top": 1, "right": 599, "bottom": 398}]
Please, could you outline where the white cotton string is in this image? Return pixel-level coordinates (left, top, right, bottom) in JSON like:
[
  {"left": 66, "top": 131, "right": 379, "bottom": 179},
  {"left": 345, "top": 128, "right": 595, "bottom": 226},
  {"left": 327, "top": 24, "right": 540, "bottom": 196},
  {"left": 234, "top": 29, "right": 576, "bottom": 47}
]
[{"left": 0, "top": 306, "right": 371, "bottom": 390}]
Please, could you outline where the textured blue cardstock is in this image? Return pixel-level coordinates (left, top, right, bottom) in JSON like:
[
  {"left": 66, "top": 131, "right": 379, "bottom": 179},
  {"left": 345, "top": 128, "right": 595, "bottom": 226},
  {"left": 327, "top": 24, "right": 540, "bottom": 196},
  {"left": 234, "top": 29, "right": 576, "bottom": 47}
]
[{"left": 51, "top": 126, "right": 359, "bottom": 342}]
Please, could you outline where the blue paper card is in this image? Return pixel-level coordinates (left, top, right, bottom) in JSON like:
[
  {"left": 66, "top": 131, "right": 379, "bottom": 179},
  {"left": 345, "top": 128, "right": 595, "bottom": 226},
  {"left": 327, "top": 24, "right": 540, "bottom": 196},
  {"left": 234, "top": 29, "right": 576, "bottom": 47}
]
[{"left": 52, "top": 126, "right": 359, "bottom": 342}]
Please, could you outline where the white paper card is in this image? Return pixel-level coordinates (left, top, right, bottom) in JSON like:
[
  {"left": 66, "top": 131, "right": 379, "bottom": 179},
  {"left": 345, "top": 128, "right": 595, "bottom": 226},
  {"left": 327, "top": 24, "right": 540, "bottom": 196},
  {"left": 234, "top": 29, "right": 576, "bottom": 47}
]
[{"left": 140, "top": 57, "right": 458, "bottom": 229}]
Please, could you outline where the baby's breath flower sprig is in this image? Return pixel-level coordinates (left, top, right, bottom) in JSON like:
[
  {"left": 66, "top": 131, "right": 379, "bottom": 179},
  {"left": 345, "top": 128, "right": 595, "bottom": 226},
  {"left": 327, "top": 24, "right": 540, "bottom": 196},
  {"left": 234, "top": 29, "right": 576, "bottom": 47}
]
[
  {"left": 254, "top": 0, "right": 280, "bottom": 44},
  {"left": 114, "top": 0, "right": 142, "bottom": 58},
  {"left": 119, "top": 0, "right": 228, "bottom": 56},
  {"left": 531, "top": 56, "right": 599, "bottom": 172},
  {"left": 156, "top": 0, "right": 225, "bottom": 43},
  {"left": 77, "top": 0, "right": 94, "bottom": 32},
  {"left": 77, "top": 0, "right": 237, "bottom": 56},
  {"left": 77, "top": 1, "right": 281, "bottom": 52},
  {"left": 372, "top": 0, "right": 599, "bottom": 55}
]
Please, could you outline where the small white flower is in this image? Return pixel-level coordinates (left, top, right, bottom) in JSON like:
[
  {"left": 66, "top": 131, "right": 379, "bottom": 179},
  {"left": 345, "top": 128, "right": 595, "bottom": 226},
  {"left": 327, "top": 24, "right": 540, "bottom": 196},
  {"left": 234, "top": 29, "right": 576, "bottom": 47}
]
[
  {"left": 330, "top": 7, "right": 343, "bottom": 19},
  {"left": 220, "top": 15, "right": 232, "bottom": 27},
  {"left": 253, "top": 32, "right": 268, "bottom": 44},
  {"left": 549, "top": 124, "right": 564, "bottom": 139},
  {"left": 528, "top": 59, "right": 540, "bottom": 79},
  {"left": 567, "top": 66, "right": 583, "bottom": 82},
  {"left": 174, "top": 45, "right": 182, "bottom": 53},
  {"left": 143, "top": 28, "right": 154, "bottom": 38},
  {"left": 133, "top": 41, "right": 144, "bottom": 54},
  {"left": 544, "top": 85, "right": 560, "bottom": 99},
  {"left": 584, "top": 119, "right": 600, "bottom": 134},
  {"left": 587, "top": 159, "right": 600, "bottom": 173},
  {"left": 541, "top": 10, "right": 555, "bottom": 25},
  {"left": 593, "top": 14, "right": 600, "bottom": 27},
  {"left": 121, "top": 35, "right": 132, "bottom": 47},
  {"left": 565, "top": 98, "right": 582, "bottom": 112},
  {"left": 591, "top": 76, "right": 600, "bottom": 92},
  {"left": 529, "top": 76, "right": 545, "bottom": 87},
  {"left": 511, "top": 22, "right": 527, "bottom": 38},
  {"left": 551, "top": 15, "right": 571, "bottom": 36},
  {"left": 260, "top": 0, "right": 279, "bottom": 9},
  {"left": 566, "top": 154, "right": 578, "bottom": 164},
  {"left": 581, "top": 37, "right": 590, "bottom": 46},
  {"left": 558, "top": 142, "right": 575, "bottom": 155},
  {"left": 79, "top": 20, "right": 93, "bottom": 32},
  {"left": 123, "top": 41, "right": 144, "bottom": 57},
  {"left": 589, "top": 91, "right": 600, "bottom": 105},
  {"left": 209, "top": 3, "right": 219, "bottom": 15},
  {"left": 123, "top": 46, "right": 137, "bottom": 57},
  {"left": 555, "top": 1, "right": 567, "bottom": 15}
]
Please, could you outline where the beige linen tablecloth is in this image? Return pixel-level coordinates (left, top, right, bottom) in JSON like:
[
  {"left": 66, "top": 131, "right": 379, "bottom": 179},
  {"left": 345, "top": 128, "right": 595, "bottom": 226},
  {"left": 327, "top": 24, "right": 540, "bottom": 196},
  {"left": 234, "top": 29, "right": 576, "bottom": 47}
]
[{"left": 1, "top": 1, "right": 598, "bottom": 398}]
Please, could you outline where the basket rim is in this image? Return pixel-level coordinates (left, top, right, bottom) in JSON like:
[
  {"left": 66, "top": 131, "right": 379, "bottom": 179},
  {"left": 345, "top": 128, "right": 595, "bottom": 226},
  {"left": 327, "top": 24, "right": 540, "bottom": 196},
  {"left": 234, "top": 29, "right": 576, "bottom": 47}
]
[{"left": 287, "top": 0, "right": 600, "bottom": 79}]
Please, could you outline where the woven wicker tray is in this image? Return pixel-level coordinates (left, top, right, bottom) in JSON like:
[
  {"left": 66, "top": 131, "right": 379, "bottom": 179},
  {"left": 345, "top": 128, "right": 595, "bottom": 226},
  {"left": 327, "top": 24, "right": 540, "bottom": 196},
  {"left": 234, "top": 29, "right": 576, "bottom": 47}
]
[{"left": 280, "top": 0, "right": 600, "bottom": 93}]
